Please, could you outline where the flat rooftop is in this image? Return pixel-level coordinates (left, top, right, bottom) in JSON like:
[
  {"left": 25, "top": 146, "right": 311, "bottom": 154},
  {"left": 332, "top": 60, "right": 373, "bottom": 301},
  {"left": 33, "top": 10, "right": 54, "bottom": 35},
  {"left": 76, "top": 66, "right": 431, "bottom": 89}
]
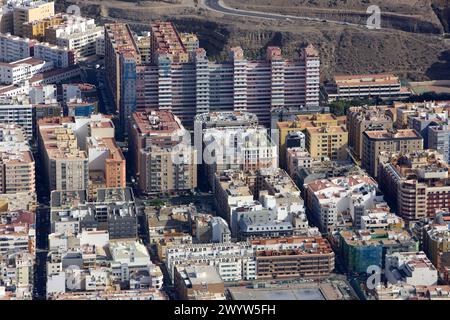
[
  {"left": 229, "top": 287, "right": 325, "bottom": 300},
  {"left": 180, "top": 265, "right": 223, "bottom": 286},
  {"left": 151, "top": 21, "right": 187, "bottom": 56},
  {"left": 132, "top": 110, "right": 182, "bottom": 135},
  {"left": 335, "top": 74, "right": 400, "bottom": 87},
  {"left": 306, "top": 125, "right": 347, "bottom": 134},
  {"left": 0, "top": 57, "right": 45, "bottom": 67},
  {"left": 105, "top": 23, "right": 139, "bottom": 57},
  {"left": 364, "top": 129, "right": 421, "bottom": 140}
]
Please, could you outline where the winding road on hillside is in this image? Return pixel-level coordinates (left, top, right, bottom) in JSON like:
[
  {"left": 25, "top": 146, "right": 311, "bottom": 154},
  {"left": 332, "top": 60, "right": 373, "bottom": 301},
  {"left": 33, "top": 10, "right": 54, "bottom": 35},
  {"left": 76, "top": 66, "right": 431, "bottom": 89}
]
[{"left": 202, "top": 0, "right": 363, "bottom": 28}]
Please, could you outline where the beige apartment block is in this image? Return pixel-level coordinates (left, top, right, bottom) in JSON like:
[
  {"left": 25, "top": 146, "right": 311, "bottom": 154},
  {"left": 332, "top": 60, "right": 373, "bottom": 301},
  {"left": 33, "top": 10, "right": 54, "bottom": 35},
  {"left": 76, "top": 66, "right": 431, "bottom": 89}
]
[
  {"left": 347, "top": 106, "right": 393, "bottom": 160},
  {"left": 129, "top": 110, "right": 197, "bottom": 195},
  {"left": 305, "top": 125, "right": 348, "bottom": 161},
  {"left": 362, "top": 129, "right": 423, "bottom": 178},
  {"left": 13, "top": 1, "right": 54, "bottom": 37}
]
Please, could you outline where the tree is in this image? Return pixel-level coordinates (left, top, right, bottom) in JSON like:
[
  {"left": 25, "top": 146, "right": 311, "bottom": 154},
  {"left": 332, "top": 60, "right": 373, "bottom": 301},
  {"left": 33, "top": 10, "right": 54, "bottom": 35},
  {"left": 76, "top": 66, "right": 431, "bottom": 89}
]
[{"left": 149, "top": 199, "right": 165, "bottom": 208}]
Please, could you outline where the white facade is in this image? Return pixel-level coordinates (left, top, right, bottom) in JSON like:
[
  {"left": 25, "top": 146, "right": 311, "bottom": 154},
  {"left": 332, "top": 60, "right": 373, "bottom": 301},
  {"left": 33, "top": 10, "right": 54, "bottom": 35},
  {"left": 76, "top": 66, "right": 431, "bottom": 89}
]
[
  {"left": 46, "top": 272, "right": 66, "bottom": 298},
  {"left": 0, "top": 101, "right": 33, "bottom": 139},
  {"left": 33, "top": 42, "right": 74, "bottom": 68},
  {"left": 360, "top": 211, "right": 402, "bottom": 230},
  {"left": 95, "top": 36, "right": 105, "bottom": 57},
  {"left": 0, "top": 57, "right": 53, "bottom": 85},
  {"left": 79, "top": 229, "right": 109, "bottom": 248},
  {"left": 29, "top": 84, "right": 57, "bottom": 104},
  {"left": 0, "top": 232, "right": 29, "bottom": 254},
  {"left": 385, "top": 252, "right": 438, "bottom": 287},
  {"left": 109, "top": 241, "right": 152, "bottom": 283},
  {"left": 286, "top": 147, "right": 313, "bottom": 176},
  {"left": 29, "top": 65, "right": 80, "bottom": 85},
  {"left": 306, "top": 175, "right": 380, "bottom": 233},
  {"left": 211, "top": 216, "right": 231, "bottom": 243},
  {"left": 165, "top": 242, "right": 257, "bottom": 282},
  {"left": 0, "top": 33, "right": 32, "bottom": 62},
  {"left": 51, "top": 16, "right": 103, "bottom": 58},
  {"left": 203, "top": 126, "right": 278, "bottom": 171},
  {"left": 0, "top": 83, "right": 31, "bottom": 97}
]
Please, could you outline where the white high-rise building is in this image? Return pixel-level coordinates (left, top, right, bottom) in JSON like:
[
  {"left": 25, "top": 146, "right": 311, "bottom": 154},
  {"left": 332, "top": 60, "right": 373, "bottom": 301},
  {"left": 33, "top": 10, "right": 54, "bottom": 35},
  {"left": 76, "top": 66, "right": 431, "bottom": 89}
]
[
  {"left": 0, "top": 97, "right": 33, "bottom": 139},
  {"left": 0, "top": 33, "right": 33, "bottom": 62}
]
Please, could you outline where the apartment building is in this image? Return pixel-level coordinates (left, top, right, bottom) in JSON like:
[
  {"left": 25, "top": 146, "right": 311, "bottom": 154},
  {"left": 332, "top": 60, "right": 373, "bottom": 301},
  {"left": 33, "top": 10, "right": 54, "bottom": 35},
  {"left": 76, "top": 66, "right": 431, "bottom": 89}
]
[
  {"left": 0, "top": 211, "right": 35, "bottom": 251},
  {"left": 214, "top": 168, "right": 307, "bottom": 237},
  {"left": 0, "top": 124, "right": 35, "bottom": 195},
  {"left": 147, "top": 204, "right": 194, "bottom": 249},
  {"left": 276, "top": 113, "right": 346, "bottom": 168},
  {"left": 202, "top": 125, "right": 278, "bottom": 187},
  {"left": 339, "top": 228, "right": 418, "bottom": 273},
  {"left": 346, "top": 106, "right": 393, "bottom": 160},
  {"left": 11, "top": 0, "right": 55, "bottom": 37},
  {"left": 376, "top": 284, "right": 450, "bottom": 300},
  {"left": 37, "top": 114, "right": 123, "bottom": 193},
  {"left": 412, "top": 112, "right": 448, "bottom": 139},
  {"left": 385, "top": 251, "right": 438, "bottom": 286},
  {"left": 44, "top": 15, "right": 104, "bottom": 58},
  {"left": 45, "top": 231, "right": 160, "bottom": 297},
  {"left": 174, "top": 265, "right": 225, "bottom": 300},
  {"left": 359, "top": 206, "right": 403, "bottom": 231},
  {"left": 61, "top": 83, "right": 98, "bottom": 116},
  {"left": 362, "top": 129, "right": 423, "bottom": 178},
  {"left": 428, "top": 125, "right": 450, "bottom": 163},
  {"left": 33, "top": 42, "right": 76, "bottom": 68},
  {"left": 29, "top": 84, "right": 57, "bottom": 103},
  {"left": 378, "top": 150, "right": 450, "bottom": 221},
  {"left": 50, "top": 187, "right": 137, "bottom": 239},
  {"left": 37, "top": 117, "right": 88, "bottom": 191},
  {"left": 138, "top": 44, "right": 320, "bottom": 127},
  {"left": 86, "top": 137, "right": 126, "bottom": 191},
  {"left": 179, "top": 32, "right": 199, "bottom": 53},
  {"left": 0, "top": 221, "right": 31, "bottom": 255},
  {"left": 285, "top": 131, "right": 306, "bottom": 149},
  {"left": 305, "top": 175, "right": 382, "bottom": 233},
  {"left": 0, "top": 6, "right": 13, "bottom": 34},
  {"left": 62, "top": 83, "right": 97, "bottom": 102},
  {"left": 135, "top": 33, "right": 151, "bottom": 64},
  {"left": 104, "top": 23, "right": 140, "bottom": 133},
  {"left": 325, "top": 73, "right": 410, "bottom": 102},
  {"left": 0, "top": 57, "right": 53, "bottom": 85},
  {"left": 286, "top": 147, "right": 314, "bottom": 177},
  {"left": 238, "top": 209, "right": 294, "bottom": 241},
  {"left": 150, "top": 21, "right": 190, "bottom": 64},
  {"left": 423, "top": 224, "right": 450, "bottom": 272},
  {"left": 0, "top": 33, "right": 33, "bottom": 62},
  {"left": 104, "top": 22, "right": 321, "bottom": 129},
  {"left": 393, "top": 101, "right": 450, "bottom": 129},
  {"left": 30, "top": 65, "right": 80, "bottom": 86},
  {"left": 194, "top": 111, "right": 259, "bottom": 130},
  {"left": 46, "top": 289, "right": 166, "bottom": 300},
  {"left": 251, "top": 237, "right": 335, "bottom": 279},
  {"left": 305, "top": 125, "right": 348, "bottom": 161},
  {"left": 165, "top": 242, "right": 257, "bottom": 283},
  {"left": 0, "top": 248, "right": 34, "bottom": 298},
  {"left": 129, "top": 110, "right": 197, "bottom": 195},
  {"left": 0, "top": 98, "right": 33, "bottom": 140},
  {"left": 213, "top": 170, "right": 257, "bottom": 232},
  {"left": 22, "top": 13, "right": 63, "bottom": 41}
]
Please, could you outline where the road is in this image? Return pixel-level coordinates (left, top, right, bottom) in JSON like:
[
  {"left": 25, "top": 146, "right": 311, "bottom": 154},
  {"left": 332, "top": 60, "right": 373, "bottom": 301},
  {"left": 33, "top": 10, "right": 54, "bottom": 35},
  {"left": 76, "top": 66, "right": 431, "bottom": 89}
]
[
  {"left": 33, "top": 205, "right": 50, "bottom": 300},
  {"left": 79, "top": 59, "right": 115, "bottom": 115},
  {"left": 202, "top": 0, "right": 361, "bottom": 28}
]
